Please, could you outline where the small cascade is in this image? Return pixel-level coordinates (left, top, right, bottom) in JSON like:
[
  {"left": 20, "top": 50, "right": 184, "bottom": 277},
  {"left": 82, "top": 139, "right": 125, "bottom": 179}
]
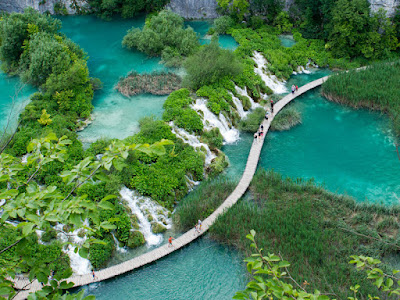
[
  {"left": 252, "top": 51, "right": 287, "bottom": 94},
  {"left": 111, "top": 232, "right": 127, "bottom": 253},
  {"left": 36, "top": 229, "right": 46, "bottom": 245},
  {"left": 120, "top": 187, "right": 172, "bottom": 247},
  {"left": 21, "top": 153, "right": 30, "bottom": 164},
  {"left": 234, "top": 86, "right": 261, "bottom": 109},
  {"left": 191, "top": 99, "right": 240, "bottom": 144},
  {"left": 231, "top": 94, "right": 247, "bottom": 119},
  {"left": 185, "top": 175, "right": 200, "bottom": 191},
  {"left": 170, "top": 123, "right": 216, "bottom": 165},
  {"left": 54, "top": 221, "right": 92, "bottom": 275}
]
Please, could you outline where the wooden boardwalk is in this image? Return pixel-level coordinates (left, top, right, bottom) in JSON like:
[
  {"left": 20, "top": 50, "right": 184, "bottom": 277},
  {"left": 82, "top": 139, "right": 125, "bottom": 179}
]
[{"left": 13, "top": 75, "right": 329, "bottom": 300}]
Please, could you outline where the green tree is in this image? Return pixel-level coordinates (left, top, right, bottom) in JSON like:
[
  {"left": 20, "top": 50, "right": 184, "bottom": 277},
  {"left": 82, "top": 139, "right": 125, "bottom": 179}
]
[
  {"left": 122, "top": 10, "right": 199, "bottom": 66},
  {"left": 217, "top": 0, "right": 250, "bottom": 20},
  {"left": 183, "top": 36, "right": 242, "bottom": 89},
  {"left": 250, "top": 0, "right": 284, "bottom": 23}
]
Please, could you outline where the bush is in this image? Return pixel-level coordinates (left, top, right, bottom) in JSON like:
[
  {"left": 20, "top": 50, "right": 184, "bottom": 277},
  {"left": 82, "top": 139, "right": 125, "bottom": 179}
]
[
  {"left": 127, "top": 231, "right": 145, "bottom": 248},
  {"left": 213, "top": 16, "right": 235, "bottom": 34},
  {"left": 151, "top": 222, "right": 167, "bottom": 234},
  {"left": 41, "top": 229, "right": 57, "bottom": 243},
  {"left": 183, "top": 35, "right": 242, "bottom": 89},
  {"left": 238, "top": 107, "right": 266, "bottom": 132},
  {"left": 122, "top": 10, "right": 199, "bottom": 66},
  {"left": 89, "top": 235, "right": 114, "bottom": 269},
  {"left": 270, "top": 106, "right": 301, "bottom": 131},
  {"left": 201, "top": 128, "right": 223, "bottom": 149}
]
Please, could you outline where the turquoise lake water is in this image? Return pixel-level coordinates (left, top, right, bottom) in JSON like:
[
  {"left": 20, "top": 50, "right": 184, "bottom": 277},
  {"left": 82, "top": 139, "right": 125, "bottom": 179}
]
[
  {"left": 279, "top": 35, "right": 296, "bottom": 47},
  {"left": 0, "top": 71, "right": 35, "bottom": 132},
  {"left": 57, "top": 16, "right": 237, "bottom": 144},
  {"left": 80, "top": 237, "right": 246, "bottom": 299}
]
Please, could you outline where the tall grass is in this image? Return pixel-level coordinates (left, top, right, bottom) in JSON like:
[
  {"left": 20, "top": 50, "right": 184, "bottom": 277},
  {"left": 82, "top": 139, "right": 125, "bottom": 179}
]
[
  {"left": 173, "top": 178, "right": 236, "bottom": 231},
  {"left": 208, "top": 169, "right": 400, "bottom": 298},
  {"left": 322, "top": 60, "right": 400, "bottom": 137},
  {"left": 270, "top": 106, "right": 301, "bottom": 131}
]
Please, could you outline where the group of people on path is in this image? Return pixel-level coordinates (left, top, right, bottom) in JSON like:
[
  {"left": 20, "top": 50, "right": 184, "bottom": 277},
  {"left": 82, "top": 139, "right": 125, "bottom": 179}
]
[
  {"left": 168, "top": 219, "right": 202, "bottom": 247},
  {"left": 255, "top": 99, "right": 274, "bottom": 142},
  {"left": 291, "top": 84, "right": 298, "bottom": 94}
]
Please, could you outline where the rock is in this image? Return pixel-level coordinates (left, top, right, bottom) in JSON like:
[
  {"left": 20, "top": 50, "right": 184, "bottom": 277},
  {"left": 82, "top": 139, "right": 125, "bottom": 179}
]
[
  {"left": 151, "top": 222, "right": 167, "bottom": 234},
  {"left": 166, "top": 0, "right": 220, "bottom": 19},
  {"left": 0, "top": 0, "right": 89, "bottom": 15},
  {"left": 127, "top": 231, "right": 145, "bottom": 248}
]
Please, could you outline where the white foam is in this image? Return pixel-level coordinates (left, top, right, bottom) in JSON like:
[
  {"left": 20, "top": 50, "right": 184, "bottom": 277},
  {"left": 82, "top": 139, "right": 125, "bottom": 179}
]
[
  {"left": 111, "top": 232, "right": 127, "bottom": 253},
  {"left": 231, "top": 93, "right": 247, "bottom": 119},
  {"left": 191, "top": 99, "right": 240, "bottom": 144},
  {"left": 170, "top": 122, "right": 216, "bottom": 165},
  {"left": 253, "top": 51, "right": 287, "bottom": 94},
  {"left": 234, "top": 86, "right": 261, "bottom": 109},
  {"left": 54, "top": 221, "right": 92, "bottom": 275},
  {"left": 120, "top": 187, "right": 172, "bottom": 247}
]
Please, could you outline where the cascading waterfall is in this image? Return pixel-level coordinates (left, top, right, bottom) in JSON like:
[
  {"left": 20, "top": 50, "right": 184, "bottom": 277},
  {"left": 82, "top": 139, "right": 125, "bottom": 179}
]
[
  {"left": 234, "top": 86, "right": 261, "bottom": 109},
  {"left": 54, "top": 221, "right": 92, "bottom": 275},
  {"left": 191, "top": 99, "right": 240, "bottom": 144},
  {"left": 170, "top": 122, "right": 216, "bottom": 165},
  {"left": 253, "top": 51, "right": 287, "bottom": 94},
  {"left": 120, "top": 187, "right": 172, "bottom": 247},
  {"left": 185, "top": 175, "right": 200, "bottom": 191},
  {"left": 111, "top": 232, "right": 127, "bottom": 253},
  {"left": 231, "top": 94, "right": 247, "bottom": 119}
]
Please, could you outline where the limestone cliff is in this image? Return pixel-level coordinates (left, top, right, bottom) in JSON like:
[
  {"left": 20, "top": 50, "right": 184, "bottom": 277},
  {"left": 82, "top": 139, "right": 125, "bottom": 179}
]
[
  {"left": 0, "top": 0, "right": 88, "bottom": 14},
  {"left": 166, "top": 0, "right": 220, "bottom": 19}
]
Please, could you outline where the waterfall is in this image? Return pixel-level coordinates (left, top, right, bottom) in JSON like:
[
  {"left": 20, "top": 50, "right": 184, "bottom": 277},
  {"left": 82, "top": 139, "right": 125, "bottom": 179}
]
[
  {"left": 185, "top": 175, "right": 200, "bottom": 191},
  {"left": 120, "top": 187, "right": 172, "bottom": 247},
  {"left": 170, "top": 123, "right": 216, "bottom": 165},
  {"left": 191, "top": 99, "right": 240, "bottom": 144},
  {"left": 234, "top": 86, "right": 261, "bottom": 109},
  {"left": 252, "top": 51, "right": 287, "bottom": 94},
  {"left": 21, "top": 154, "right": 30, "bottom": 164},
  {"left": 54, "top": 221, "right": 92, "bottom": 275},
  {"left": 231, "top": 94, "right": 247, "bottom": 119},
  {"left": 111, "top": 232, "right": 127, "bottom": 253}
]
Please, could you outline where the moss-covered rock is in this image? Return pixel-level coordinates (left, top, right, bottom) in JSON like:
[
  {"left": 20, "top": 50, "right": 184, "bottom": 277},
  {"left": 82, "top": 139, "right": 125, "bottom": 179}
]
[
  {"left": 151, "top": 222, "right": 167, "bottom": 234},
  {"left": 207, "top": 151, "right": 229, "bottom": 177},
  {"left": 127, "top": 231, "right": 145, "bottom": 248}
]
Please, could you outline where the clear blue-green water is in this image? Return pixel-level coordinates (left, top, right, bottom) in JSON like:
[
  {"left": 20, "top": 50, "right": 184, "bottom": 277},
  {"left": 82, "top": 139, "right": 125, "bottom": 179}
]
[
  {"left": 224, "top": 69, "right": 400, "bottom": 205},
  {"left": 80, "top": 237, "right": 246, "bottom": 299},
  {"left": 0, "top": 71, "right": 35, "bottom": 132},
  {"left": 279, "top": 34, "right": 296, "bottom": 47},
  {"left": 57, "top": 16, "right": 236, "bottom": 144}
]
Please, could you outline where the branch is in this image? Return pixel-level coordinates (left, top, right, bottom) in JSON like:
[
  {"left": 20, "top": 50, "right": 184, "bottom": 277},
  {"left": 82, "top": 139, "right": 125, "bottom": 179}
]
[
  {"left": 61, "top": 164, "right": 101, "bottom": 202},
  {"left": 0, "top": 238, "right": 22, "bottom": 255}
]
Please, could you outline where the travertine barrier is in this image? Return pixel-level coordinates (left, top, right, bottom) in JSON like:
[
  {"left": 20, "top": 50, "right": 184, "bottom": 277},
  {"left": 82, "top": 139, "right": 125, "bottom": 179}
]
[{"left": 13, "top": 75, "right": 329, "bottom": 300}]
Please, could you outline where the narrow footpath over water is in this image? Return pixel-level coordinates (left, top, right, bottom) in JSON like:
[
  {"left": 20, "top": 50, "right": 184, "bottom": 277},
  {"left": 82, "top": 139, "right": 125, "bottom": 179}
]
[{"left": 13, "top": 76, "right": 329, "bottom": 300}]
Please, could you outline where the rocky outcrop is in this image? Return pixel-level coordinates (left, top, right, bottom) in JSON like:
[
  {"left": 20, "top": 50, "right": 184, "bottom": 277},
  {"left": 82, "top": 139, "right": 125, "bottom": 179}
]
[
  {"left": 166, "top": 0, "right": 220, "bottom": 19},
  {"left": 369, "top": 0, "right": 399, "bottom": 16},
  {"left": 0, "top": 0, "right": 87, "bottom": 14}
]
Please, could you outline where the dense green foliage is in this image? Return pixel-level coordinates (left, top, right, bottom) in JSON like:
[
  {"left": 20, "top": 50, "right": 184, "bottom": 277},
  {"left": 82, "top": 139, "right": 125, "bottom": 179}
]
[
  {"left": 270, "top": 106, "right": 301, "bottom": 131},
  {"left": 213, "top": 16, "right": 235, "bottom": 34},
  {"left": 201, "top": 128, "right": 223, "bottom": 150},
  {"left": 210, "top": 169, "right": 400, "bottom": 298},
  {"left": 173, "top": 178, "right": 236, "bottom": 230},
  {"left": 88, "top": 0, "right": 170, "bottom": 19},
  {"left": 238, "top": 107, "right": 265, "bottom": 132},
  {"left": 183, "top": 36, "right": 242, "bottom": 89},
  {"left": 0, "top": 9, "right": 94, "bottom": 159},
  {"left": 89, "top": 236, "right": 114, "bottom": 269},
  {"left": 321, "top": 60, "right": 400, "bottom": 138},
  {"left": 122, "top": 10, "right": 199, "bottom": 67},
  {"left": 162, "top": 89, "right": 203, "bottom": 133}
]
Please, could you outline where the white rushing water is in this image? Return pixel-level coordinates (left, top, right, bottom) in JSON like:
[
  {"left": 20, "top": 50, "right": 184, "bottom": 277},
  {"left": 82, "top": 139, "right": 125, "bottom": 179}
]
[
  {"left": 234, "top": 86, "right": 261, "bottom": 109},
  {"left": 185, "top": 175, "right": 200, "bottom": 191},
  {"left": 252, "top": 51, "right": 287, "bottom": 94},
  {"left": 170, "top": 122, "right": 216, "bottom": 165},
  {"left": 54, "top": 221, "right": 92, "bottom": 275},
  {"left": 231, "top": 93, "right": 248, "bottom": 119},
  {"left": 191, "top": 99, "right": 240, "bottom": 144},
  {"left": 120, "top": 187, "right": 172, "bottom": 247},
  {"left": 111, "top": 232, "right": 127, "bottom": 253}
]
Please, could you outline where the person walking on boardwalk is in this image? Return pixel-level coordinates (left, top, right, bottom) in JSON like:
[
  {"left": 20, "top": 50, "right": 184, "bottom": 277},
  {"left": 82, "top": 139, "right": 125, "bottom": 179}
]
[
  {"left": 296, "top": 85, "right": 298, "bottom": 91},
  {"left": 194, "top": 224, "right": 200, "bottom": 235},
  {"left": 92, "top": 270, "right": 96, "bottom": 280},
  {"left": 291, "top": 85, "right": 295, "bottom": 94},
  {"left": 198, "top": 219, "right": 202, "bottom": 231},
  {"left": 168, "top": 236, "right": 174, "bottom": 247},
  {"left": 270, "top": 99, "right": 274, "bottom": 110}
]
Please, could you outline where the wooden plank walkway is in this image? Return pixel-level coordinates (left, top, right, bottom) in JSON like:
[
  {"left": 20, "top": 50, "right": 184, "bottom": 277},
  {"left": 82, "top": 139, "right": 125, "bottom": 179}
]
[{"left": 13, "top": 75, "right": 329, "bottom": 300}]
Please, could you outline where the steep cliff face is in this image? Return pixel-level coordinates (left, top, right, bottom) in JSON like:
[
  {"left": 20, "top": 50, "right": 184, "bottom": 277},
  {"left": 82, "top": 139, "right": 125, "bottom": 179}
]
[
  {"left": 0, "top": 0, "right": 87, "bottom": 14},
  {"left": 166, "top": 0, "right": 220, "bottom": 19},
  {"left": 369, "top": 0, "right": 399, "bottom": 16}
]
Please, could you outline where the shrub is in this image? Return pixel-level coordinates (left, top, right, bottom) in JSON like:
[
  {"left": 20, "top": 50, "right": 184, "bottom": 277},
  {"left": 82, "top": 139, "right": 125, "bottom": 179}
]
[
  {"left": 201, "top": 128, "right": 223, "bottom": 149},
  {"left": 89, "top": 235, "right": 114, "bottom": 269},
  {"left": 183, "top": 36, "right": 242, "bottom": 89},
  {"left": 238, "top": 107, "right": 266, "bottom": 132},
  {"left": 151, "top": 222, "right": 167, "bottom": 234},
  {"left": 270, "top": 106, "right": 301, "bottom": 131},
  {"left": 127, "top": 231, "right": 145, "bottom": 248},
  {"left": 213, "top": 16, "right": 235, "bottom": 34}
]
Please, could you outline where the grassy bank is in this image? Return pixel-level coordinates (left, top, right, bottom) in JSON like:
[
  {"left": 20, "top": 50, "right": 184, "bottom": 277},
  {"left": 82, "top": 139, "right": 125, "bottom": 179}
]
[
  {"left": 116, "top": 72, "right": 181, "bottom": 97},
  {"left": 270, "top": 106, "right": 301, "bottom": 131},
  {"left": 173, "top": 178, "right": 236, "bottom": 231},
  {"left": 195, "top": 169, "right": 400, "bottom": 299},
  {"left": 322, "top": 60, "right": 400, "bottom": 137}
]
